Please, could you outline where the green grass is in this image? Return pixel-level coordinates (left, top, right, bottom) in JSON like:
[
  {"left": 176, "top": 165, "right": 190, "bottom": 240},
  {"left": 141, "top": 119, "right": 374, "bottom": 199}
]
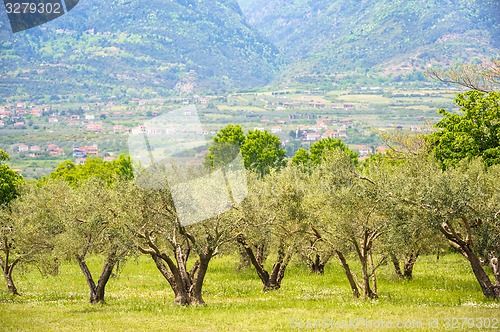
[{"left": 1, "top": 255, "right": 499, "bottom": 331}]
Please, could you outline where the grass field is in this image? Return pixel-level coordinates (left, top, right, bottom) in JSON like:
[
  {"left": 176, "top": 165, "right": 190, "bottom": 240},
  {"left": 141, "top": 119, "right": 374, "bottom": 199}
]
[{"left": 1, "top": 253, "right": 499, "bottom": 331}]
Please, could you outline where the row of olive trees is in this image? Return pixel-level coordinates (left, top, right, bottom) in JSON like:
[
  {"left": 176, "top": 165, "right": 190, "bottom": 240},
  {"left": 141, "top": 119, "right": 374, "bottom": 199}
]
[
  {"left": 217, "top": 90, "right": 500, "bottom": 300},
  {"left": 1, "top": 91, "right": 499, "bottom": 303},
  {"left": 239, "top": 144, "right": 500, "bottom": 300},
  {"left": 1, "top": 143, "right": 499, "bottom": 304}
]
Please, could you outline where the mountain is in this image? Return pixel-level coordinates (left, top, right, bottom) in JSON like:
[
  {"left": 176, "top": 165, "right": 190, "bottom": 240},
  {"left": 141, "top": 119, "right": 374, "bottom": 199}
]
[
  {"left": 1, "top": 0, "right": 499, "bottom": 100},
  {"left": 238, "top": 0, "right": 500, "bottom": 84},
  {"left": 0, "top": 0, "right": 280, "bottom": 100}
]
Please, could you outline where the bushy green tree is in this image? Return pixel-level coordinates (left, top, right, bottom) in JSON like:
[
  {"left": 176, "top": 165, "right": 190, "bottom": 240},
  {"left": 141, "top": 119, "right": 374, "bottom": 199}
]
[
  {"left": 208, "top": 125, "right": 286, "bottom": 176},
  {"left": 292, "top": 138, "right": 358, "bottom": 169},
  {"left": 241, "top": 129, "right": 286, "bottom": 176},
  {"left": 428, "top": 91, "right": 500, "bottom": 168},
  {"left": 49, "top": 154, "right": 133, "bottom": 185},
  {"left": 205, "top": 124, "right": 245, "bottom": 169},
  {"left": 0, "top": 150, "right": 22, "bottom": 206}
]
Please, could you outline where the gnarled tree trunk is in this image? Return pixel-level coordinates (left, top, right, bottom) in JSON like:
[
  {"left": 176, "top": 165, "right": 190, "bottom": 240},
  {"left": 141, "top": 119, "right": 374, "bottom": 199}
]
[
  {"left": 440, "top": 222, "right": 500, "bottom": 299},
  {"left": 238, "top": 242, "right": 266, "bottom": 271},
  {"left": 349, "top": 230, "right": 381, "bottom": 300},
  {"left": 403, "top": 251, "right": 419, "bottom": 280},
  {"left": 391, "top": 251, "right": 419, "bottom": 280},
  {"left": 462, "top": 247, "right": 500, "bottom": 298},
  {"left": 3, "top": 265, "right": 19, "bottom": 296},
  {"left": 148, "top": 248, "right": 213, "bottom": 305},
  {"left": 237, "top": 234, "right": 293, "bottom": 291},
  {"left": 368, "top": 251, "right": 378, "bottom": 295},
  {"left": 309, "top": 254, "right": 326, "bottom": 275},
  {"left": 335, "top": 250, "right": 360, "bottom": 298},
  {"left": 137, "top": 223, "right": 219, "bottom": 306},
  {"left": 76, "top": 251, "right": 118, "bottom": 304},
  {"left": 359, "top": 253, "right": 376, "bottom": 300},
  {"left": 303, "top": 225, "right": 332, "bottom": 275},
  {"left": 190, "top": 251, "right": 212, "bottom": 304},
  {"left": 390, "top": 253, "right": 404, "bottom": 279},
  {"left": 0, "top": 239, "right": 20, "bottom": 296},
  {"left": 237, "top": 245, "right": 250, "bottom": 270},
  {"left": 336, "top": 249, "right": 378, "bottom": 299},
  {"left": 492, "top": 257, "right": 500, "bottom": 287}
]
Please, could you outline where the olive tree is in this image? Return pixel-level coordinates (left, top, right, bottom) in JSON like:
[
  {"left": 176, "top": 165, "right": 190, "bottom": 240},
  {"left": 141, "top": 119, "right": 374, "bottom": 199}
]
[
  {"left": 306, "top": 151, "right": 390, "bottom": 299},
  {"left": 0, "top": 181, "right": 61, "bottom": 295},
  {"left": 237, "top": 166, "right": 309, "bottom": 291},
  {"left": 206, "top": 125, "right": 287, "bottom": 269},
  {"left": 391, "top": 156, "right": 500, "bottom": 299},
  {"left": 430, "top": 161, "right": 500, "bottom": 298},
  {"left": 376, "top": 156, "right": 441, "bottom": 280},
  {"left": 361, "top": 144, "right": 441, "bottom": 281},
  {"left": 0, "top": 150, "right": 23, "bottom": 295},
  {"left": 130, "top": 173, "right": 240, "bottom": 306},
  {"left": 42, "top": 178, "right": 135, "bottom": 304},
  {"left": 293, "top": 139, "right": 359, "bottom": 274},
  {"left": 0, "top": 151, "right": 60, "bottom": 296},
  {"left": 38, "top": 156, "right": 136, "bottom": 304},
  {"left": 382, "top": 204, "right": 440, "bottom": 280}
]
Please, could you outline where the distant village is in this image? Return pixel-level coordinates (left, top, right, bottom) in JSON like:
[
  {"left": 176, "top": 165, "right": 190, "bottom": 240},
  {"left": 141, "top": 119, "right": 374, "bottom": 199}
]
[{"left": 0, "top": 94, "right": 405, "bottom": 174}]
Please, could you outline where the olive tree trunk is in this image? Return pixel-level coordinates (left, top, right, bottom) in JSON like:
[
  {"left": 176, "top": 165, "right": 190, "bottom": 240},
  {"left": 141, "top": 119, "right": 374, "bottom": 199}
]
[
  {"left": 352, "top": 231, "right": 380, "bottom": 300},
  {"left": 237, "top": 234, "right": 293, "bottom": 291},
  {"left": 492, "top": 257, "right": 500, "bottom": 287},
  {"left": 76, "top": 251, "right": 118, "bottom": 304},
  {"left": 0, "top": 239, "right": 20, "bottom": 296},
  {"left": 309, "top": 253, "right": 326, "bottom": 275},
  {"left": 335, "top": 250, "right": 360, "bottom": 298},
  {"left": 301, "top": 227, "right": 332, "bottom": 275},
  {"left": 137, "top": 223, "right": 217, "bottom": 306},
  {"left": 391, "top": 251, "right": 419, "bottom": 280},
  {"left": 147, "top": 246, "right": 213, "bottom": 305},
  {"left": 440, "top": 222, "right": 500, "bottom": 299},
  {"left": 3, "top": 264, "right": 19, "bottom": 296},
  {"left": 238, "top": 242, "right": 266, "bottom": 271}
]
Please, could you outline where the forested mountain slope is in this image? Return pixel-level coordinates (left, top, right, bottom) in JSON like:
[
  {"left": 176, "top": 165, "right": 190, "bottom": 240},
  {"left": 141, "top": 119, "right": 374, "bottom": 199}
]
[
  {"left": 0, "top": 0, "right": 498, "bottom": 99},
  {"left": 238, "top": 0, "right": 499, "bottom": 82},
  {"left": 0, "top": 0, "right": 280, "bottom": 99}
]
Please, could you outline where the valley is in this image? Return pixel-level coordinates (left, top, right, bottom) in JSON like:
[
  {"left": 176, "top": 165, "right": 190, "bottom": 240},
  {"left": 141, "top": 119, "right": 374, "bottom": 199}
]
[{"left": 0, "top": 84, "right": 458, "bottom": 177}]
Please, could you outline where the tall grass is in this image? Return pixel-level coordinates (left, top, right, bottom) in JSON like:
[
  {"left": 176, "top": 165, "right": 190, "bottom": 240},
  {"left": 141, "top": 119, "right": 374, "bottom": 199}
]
[{"left": 1, "top": 253, "right": 498, "bottom": 331}]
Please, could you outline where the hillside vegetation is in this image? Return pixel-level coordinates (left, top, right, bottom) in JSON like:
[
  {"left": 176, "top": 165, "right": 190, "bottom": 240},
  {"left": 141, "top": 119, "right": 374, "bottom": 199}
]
[
  {"left": 0, "top": 0, "right": 498, "bottom": 97},
  {"left": 0, "top": 0, "right": 279, "bottom": 98},
  {"left": 239, "top": 0, "right": 499, "bottom": 83}
]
